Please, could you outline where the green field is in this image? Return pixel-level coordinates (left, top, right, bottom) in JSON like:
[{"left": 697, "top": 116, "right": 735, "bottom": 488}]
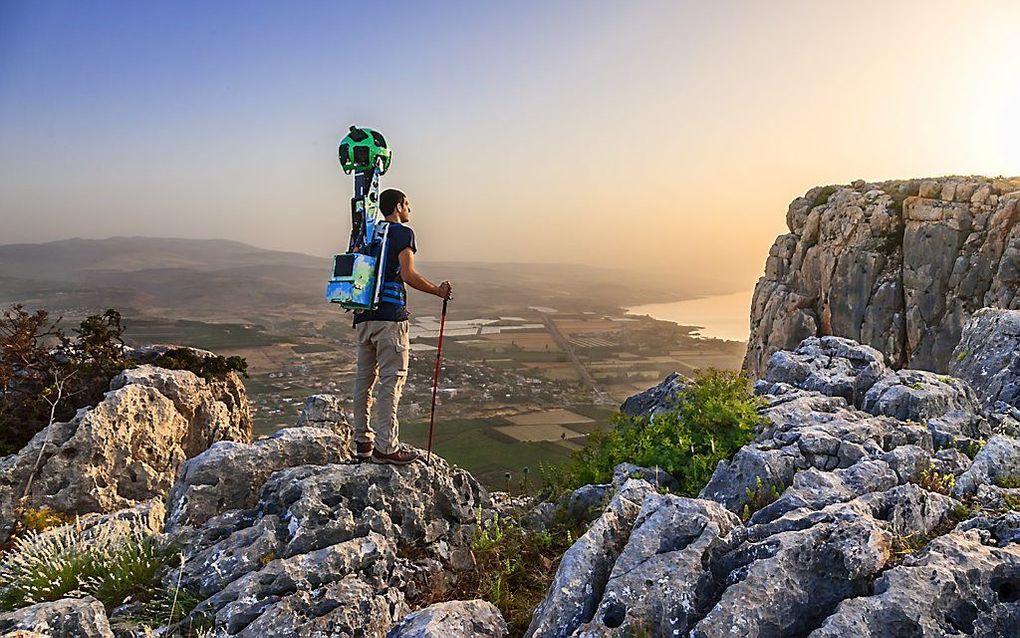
[{"left": 400, "top": 417, "right": 575, "bottom": 491}]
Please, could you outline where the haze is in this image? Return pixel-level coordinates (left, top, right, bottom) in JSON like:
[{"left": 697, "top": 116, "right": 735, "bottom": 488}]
[{"left": 2, "top": 0, "right": 1019, "bottom": 293}]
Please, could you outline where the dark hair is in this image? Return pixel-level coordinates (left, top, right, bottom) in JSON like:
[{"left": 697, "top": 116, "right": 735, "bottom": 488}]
[{"left": 380, "top": 189, "right": 406, "bottom": 216}]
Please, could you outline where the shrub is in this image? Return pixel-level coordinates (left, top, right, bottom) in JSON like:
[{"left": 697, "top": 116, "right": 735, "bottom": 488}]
[
  {"left": 0, "top": 519, "right": 203, "bottom": 630},
  {"left": 0, "top": 306, "right": 128, "bottom": 454},
  {"left": 542, "top": 369, "right": 766, "bottom": 498},
  {"left": 0, "top": 305, "right": 248, "bottom": 455},
  {"left": 458, "top": 508, "right": 583, "bottom": 636}
]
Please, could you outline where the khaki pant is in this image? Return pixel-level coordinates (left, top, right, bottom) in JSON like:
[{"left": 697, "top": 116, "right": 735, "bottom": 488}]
[{"left": 353, "top": 320, "right": 410, "bottom": 454}]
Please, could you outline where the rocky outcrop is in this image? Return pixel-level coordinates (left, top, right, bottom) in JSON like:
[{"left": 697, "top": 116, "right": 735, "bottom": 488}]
[
  {"left": 164, "top": 443, "right": 490, "bottom": 636},
  {"left": 619, "top": 372, "right": 689, "bottom": 418},
  {"left": 952, "top": 307, "right": 1020, "bottom": 410},
  {"left": 387, "top": 600, "right": 508, "bottom": 638},
  {"left": 0, "top": 364, "right": 250, "bottom": 544},
  {"left": 814, "top": 515, "right": 1020, "bottom": 637},
  {"left": 530, "top": 332, "right": 1020, "bottom": 637},
  {"left": 745, "top": 176, "right": 1020, "bottom": 378},
  {"left": 166, "top": 426, "right": 350, "bottom": 529},
  {"left": 0, "top": 596, "right": 114, "bottom": 637}
]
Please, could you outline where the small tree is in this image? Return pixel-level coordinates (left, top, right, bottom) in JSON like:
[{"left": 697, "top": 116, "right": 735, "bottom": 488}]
[{"left": 0, "top": 305, "right": 127, "bottom": 455}]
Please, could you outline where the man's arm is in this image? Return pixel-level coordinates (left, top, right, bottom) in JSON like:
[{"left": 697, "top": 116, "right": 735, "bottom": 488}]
[{"left": 398, "top": 248, "right": 452, "bottom": 299}]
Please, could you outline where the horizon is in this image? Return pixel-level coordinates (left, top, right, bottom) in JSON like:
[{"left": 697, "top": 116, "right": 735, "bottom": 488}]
[{"left": 3, "top": 1, "right": 1020, "bottom": 295}]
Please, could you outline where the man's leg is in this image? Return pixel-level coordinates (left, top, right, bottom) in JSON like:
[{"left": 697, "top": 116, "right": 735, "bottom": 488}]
[
  {"left": 352, "top": 322, "right": 379, "bottom": 451},
  {"left": 372, "top": 320, "right": 410, "bottom": 455}
]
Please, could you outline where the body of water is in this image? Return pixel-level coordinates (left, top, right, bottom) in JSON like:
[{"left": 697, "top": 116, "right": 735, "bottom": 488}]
[{"left": 626, "top": 289, "right": 754, "bottom": 342}]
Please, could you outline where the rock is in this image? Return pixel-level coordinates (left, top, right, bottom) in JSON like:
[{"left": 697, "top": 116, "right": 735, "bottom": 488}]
[
  {"left": 953, "top": 435, "right": 1020, "bottom": 497},
  {"left": 691, "top": 485, "right": 956, "bottom": 637},
  {"left": 619, "top": 372, "right": 690, "bottom": 418},
  {"left": 526, "top": 479, "right": 655, "bottom": 637},
  {"left": 110, "top": 364, "right": 252, "bottom": 454},
  {"left": 0, "top": 596, "right": 114, "bottom": 638},
  {"left": 755, "top": 336, "right": 889, "bottom": 407},
  {"left": 812, "top": 519, "right": 1020, "bottom": 637},
  {"left": 611, "top": 462, "right": 679, "bottom": 492},
  {"left": 700, "top": 389, "right": 929, "bottom": 513},
  {"left": 745, "top": 177, "right": 1020, "bottom": 377},
  {"left": 169, "top": 451, "right": 491, "bottom": 636},
  {"left": 295, "top": 393, "right": 351, "bottom": 436},
  {"left": 0, "top": 364, "right": 251, "bottom": 544},
  {"left": 861, "top": 369, "right": 981, "bottom": 422},
  {"left": 387, "top": 600, "right": 508, "bottom": 638},
  {"left": 243, "top": 575, "right": 404, "bottom": 638},
  {"left": 574, "top": 495, "right": 740, "bottom": 636},
  {"left": 951, "top": 308, "right": 1020, "bottom": 409},
  {"left": 196, "top": 532, "right": 396, "bottom": 634},
  {"left": 165, "top": 426, "right": 351, "bottom": 530}
]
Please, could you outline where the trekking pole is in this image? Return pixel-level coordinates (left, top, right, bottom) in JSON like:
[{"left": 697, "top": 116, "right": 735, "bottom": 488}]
[{"left": 426, "top": 297, "right": 449, "bottom": 465}]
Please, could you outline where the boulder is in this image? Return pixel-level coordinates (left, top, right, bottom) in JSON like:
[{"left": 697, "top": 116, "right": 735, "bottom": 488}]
[
  {"left": 951, "top": 308, "right": 1020, "bottom": 409},
  {"left": 755, "top": 336, "right": 889, "bottom": 407},
  {"left": 861, "top": 368, "right": 981, "bottom": 422},
  {"left": 295, "top": 393, "right": 350, "bottom": 434},
  {"left": 619, "top": 372, "right": 689, "bottom": 418},
  {"left": 953, "top": 435, "right": 1020, "bottom": 497},
  {"left": 700, "top": 389, "right": 930, "bottom": 513},
  {"left": 166, "top": 426, "right": 351, "bottom": 530},
  {"left": 167, "top": 450, "right": 491, "bottom": 636},
  {"left": 0, "top": 596, "right": 114, "bottom": 638},
  {"left": 0, "top": 364, "right": 251, "bottom": 544},
  {"left": 387, "top": 600, "right": 508, "bottom": 638},
  {"left": 691, "top": 485, "right": 957, "bottom": 637},
  {"left": 813, "top": 517, "right": 1020, "bottom": 637},
  {"left": 574, "top": 495, "right": 740, "bottom": 636},
  {"left": 526, "top": 479, "right": 655, "bottom": 637},
  {"left": 744, "top": 177, "right": 1020, "bottom": 377}
]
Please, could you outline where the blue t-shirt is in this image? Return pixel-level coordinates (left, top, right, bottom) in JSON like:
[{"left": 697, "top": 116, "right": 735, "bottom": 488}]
[{"left": 353, "top": 223, "right": 416, "bottom": 325}]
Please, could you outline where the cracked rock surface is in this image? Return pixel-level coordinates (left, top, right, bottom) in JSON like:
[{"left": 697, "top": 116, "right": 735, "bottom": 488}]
[
  {"left": 744, "top": 177, "right": 1020, "bottom": 378},
  {"left": 529, "top": 332, "right": 1020, "bottom": 637}
]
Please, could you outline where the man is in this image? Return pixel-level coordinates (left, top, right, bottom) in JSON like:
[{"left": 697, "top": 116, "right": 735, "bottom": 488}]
[{"left": 353, "top": 188, "right": 452, "bottom": 464}]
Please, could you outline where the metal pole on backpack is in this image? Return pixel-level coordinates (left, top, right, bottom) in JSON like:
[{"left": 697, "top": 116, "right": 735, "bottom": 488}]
[{"left": 426, "top": 298, "right": 449, "bottom": 465}]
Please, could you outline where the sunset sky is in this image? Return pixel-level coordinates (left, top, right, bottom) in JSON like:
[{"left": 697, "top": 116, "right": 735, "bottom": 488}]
[{"left": 2, "top": 0, "right": 1019, "bottom": 293}]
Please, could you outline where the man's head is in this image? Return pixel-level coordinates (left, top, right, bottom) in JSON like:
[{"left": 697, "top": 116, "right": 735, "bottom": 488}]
[{"left": 380, "top": 188, "right": 410, "bottom": 223}]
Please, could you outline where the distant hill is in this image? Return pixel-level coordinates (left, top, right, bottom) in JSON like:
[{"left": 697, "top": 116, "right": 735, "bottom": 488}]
[{"left": 0, "top": 237, "right": 737, "bottom": 324}]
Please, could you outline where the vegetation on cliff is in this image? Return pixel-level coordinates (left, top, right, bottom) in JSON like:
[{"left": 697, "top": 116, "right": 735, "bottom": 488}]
[
  {"left": 0, "top": 304, "right": 247, "bottom": 455},
  {"left": 541, "top": 369, "right": 767, "bottom": 497}
]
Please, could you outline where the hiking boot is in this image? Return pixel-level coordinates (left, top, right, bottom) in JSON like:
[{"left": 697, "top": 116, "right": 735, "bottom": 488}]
[
  {"left": 371, "top": 445, "right": 419, "bottom": 465},
  {"left": 354, "top": 441, "right": 373, "bottom": 461}
]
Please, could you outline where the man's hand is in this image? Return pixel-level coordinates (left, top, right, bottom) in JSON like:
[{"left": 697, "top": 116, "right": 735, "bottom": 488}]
[{"left": 437, "top": 281, "right": 453, "bottom": 300}]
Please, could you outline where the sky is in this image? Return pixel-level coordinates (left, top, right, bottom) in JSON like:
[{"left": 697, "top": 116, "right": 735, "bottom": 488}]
[{"left": 2, "top": 0, "right": 1020, "bottom": 293}]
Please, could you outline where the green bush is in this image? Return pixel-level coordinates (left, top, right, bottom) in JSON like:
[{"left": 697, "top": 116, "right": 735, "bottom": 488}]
[{"left": 542, "top": 369, "right": 766, "bottom": 498}]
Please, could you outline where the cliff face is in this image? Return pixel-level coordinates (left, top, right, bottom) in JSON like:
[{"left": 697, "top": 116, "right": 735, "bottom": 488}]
[{"left": 744, "top": 176, "right": 1020, "bottom": 378}]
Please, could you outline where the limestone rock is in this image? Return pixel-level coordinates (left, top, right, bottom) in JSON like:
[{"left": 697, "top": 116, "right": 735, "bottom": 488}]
[
  {"left": 745, "top": 177, "right": 1020, "bottom": 377},
  {"left": 619, "top": 372, "right": 689, "bottom": 418},
  {"left": 0, "top": 363, "right": 251, "bottom": 544},
  {"left": 574, "top": 495, "right": 740, "bottom": 636},
  {"left": 812, "top": 519, "right": 1020, "bottom": 637},
  {"left": 0, "top": 597, "right": 114, "bottom": 638},
  {"left": 755, "top": 336, "right": 889, "bottom": 407},
  {"left": 387, "top": 600, "right": 508, "bottom": 638},
  {"left": 165, "top": 426, "right": 351, "bottom": 530},
  {"left": 700, "top": 389, "right": 929, "bottom": 513},
  {"left": 691, "top": 485, "right": 956, "bottom": 637},
  {"left": 295, "top": 393, "right": 351, "bottom": 435},
  {"left": 951, "top": 307, "right": 1020, "bottom": 409},
  {"left": 526, "top": 479, "right": 655, "bottom": 637},
  {"left": 167, "top": 450, "right": 490, "bottom": 636},
  {"left": 953, "top": 435, "right": 1020, "bottom": 497},
  {"left": 861, "top": 368, "right": 981, "bottom": 422}
]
